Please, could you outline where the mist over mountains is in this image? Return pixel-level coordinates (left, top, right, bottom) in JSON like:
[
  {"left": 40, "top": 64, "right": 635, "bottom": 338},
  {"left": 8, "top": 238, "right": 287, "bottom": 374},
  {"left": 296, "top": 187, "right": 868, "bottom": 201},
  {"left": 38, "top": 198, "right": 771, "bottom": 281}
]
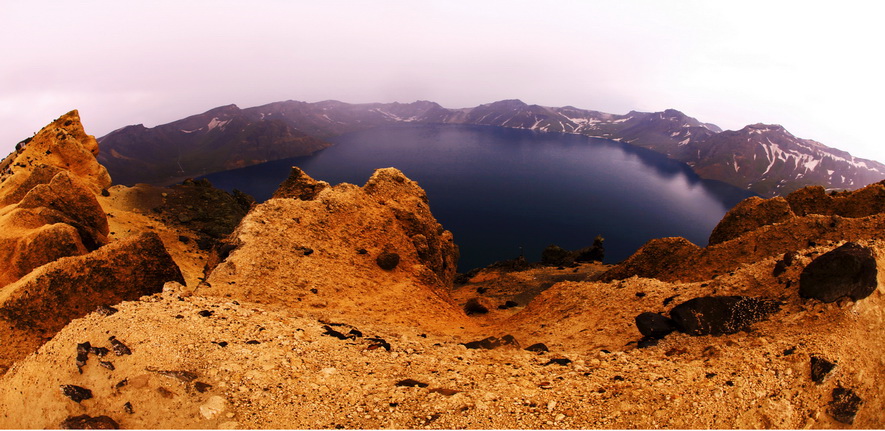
[{"left": 97, "top": 99, "right": 885, "bottom": 197}]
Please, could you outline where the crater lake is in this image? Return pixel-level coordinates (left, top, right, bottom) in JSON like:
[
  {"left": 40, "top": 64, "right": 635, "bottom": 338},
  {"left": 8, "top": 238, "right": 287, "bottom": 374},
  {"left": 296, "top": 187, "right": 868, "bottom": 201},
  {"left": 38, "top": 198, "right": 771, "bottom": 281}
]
[{"left": 202, "top": 124, "right": 756, "bottom": 271}]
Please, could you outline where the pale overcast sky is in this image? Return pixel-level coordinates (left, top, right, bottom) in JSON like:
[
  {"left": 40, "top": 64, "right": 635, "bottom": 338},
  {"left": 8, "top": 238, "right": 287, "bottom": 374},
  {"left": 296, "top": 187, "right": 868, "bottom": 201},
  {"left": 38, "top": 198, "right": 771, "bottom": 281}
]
[{"left": 2, "top": 1, "right": 883, "bottom": 161}]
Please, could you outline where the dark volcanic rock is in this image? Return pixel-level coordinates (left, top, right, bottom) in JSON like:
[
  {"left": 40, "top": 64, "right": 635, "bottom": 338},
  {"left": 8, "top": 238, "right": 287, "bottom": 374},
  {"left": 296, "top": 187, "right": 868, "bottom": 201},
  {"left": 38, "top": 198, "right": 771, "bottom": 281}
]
[
  {"left": 541, "top": 245, "right": 573, "bottom": 266},
  {"left": 669, "top": 296, "right": 781, "bottom": 336},
  {"left": 828, "top": 387, "right": 863, "bottom": 424},
  {"left": 109, "top": 336, "right": 131, "bottom": 356},
  {"left": 525, "top": 343, "right": 549, "bottom": 353},
  {"left": 60, "top": 415, "right": 119, "bottom": 429},
  {"left": 635, "top": 312, "right": 678, "bottom": 339},
  {"left": 463, "top": 298, "right": 489, "bottom": 315},
  {"left": 810, "top": 355, "right": 837, "bottom": 384},
  {"left": 772, "top": 251, "right": 800, "bottom": 277},
  {"left": 395, "top": 378, "right": 429, "bottom": 388},
  {"left": 376, "top": 252, "right": 400, "bottom": 271},
  {"left": 60, "top": 385, "right": 93, "bottom": 403},
  {"left": 799, "top": 242, "right": 878, "bottom": 303},
  {"left": 463, "top": 335, "right": 520, "bottom": 350}
]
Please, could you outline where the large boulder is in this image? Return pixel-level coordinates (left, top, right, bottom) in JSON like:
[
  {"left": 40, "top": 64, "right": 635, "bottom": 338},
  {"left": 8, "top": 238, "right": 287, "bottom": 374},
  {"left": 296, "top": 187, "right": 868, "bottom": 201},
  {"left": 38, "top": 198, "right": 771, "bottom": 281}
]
[
  {"left": 799, "top": 242, "right": 879, "bottom": 303},
  {"left": 0, "top": 231, "right": 183, "bottom": 334},
  {"left": 668, "top": 296, "right": 780, "bottom": 336},
  {"left": 708, "top": 196, "right": 795, "bottom": 245}
]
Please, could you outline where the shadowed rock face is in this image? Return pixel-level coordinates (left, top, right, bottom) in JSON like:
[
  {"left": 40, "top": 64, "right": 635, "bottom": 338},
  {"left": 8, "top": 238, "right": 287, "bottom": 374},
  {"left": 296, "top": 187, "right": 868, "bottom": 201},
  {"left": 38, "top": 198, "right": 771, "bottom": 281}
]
[
  {"left": 709, "top": 196, "right": 795, "bottom": 245},
  {"left": 0, "top": 232, "right": 183, "bottom": 334},
  {"left": 799, "top": 242, "right": 879, "bottom": 303}
]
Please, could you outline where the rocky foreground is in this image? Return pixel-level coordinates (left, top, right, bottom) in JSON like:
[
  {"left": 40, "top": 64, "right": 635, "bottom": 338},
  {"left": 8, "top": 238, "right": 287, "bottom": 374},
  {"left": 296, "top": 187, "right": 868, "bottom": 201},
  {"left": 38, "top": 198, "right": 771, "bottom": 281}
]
[{"left": 0, "top": 112, "right": 883, "bottom": 428}]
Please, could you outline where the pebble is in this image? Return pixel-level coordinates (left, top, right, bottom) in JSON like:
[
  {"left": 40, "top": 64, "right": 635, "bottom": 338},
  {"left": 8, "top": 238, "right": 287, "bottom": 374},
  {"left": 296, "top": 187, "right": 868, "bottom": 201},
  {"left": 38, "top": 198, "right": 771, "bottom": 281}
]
[{"left": 200, "top": 396, "right": 227, "bottom": 420}]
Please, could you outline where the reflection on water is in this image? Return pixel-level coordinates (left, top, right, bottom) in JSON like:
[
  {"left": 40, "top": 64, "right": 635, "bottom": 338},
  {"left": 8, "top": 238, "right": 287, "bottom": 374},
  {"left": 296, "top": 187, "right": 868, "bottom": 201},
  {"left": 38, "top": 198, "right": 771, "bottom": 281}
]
[{"left": 203, "top": 124, "right": 756, "bottom": 271}]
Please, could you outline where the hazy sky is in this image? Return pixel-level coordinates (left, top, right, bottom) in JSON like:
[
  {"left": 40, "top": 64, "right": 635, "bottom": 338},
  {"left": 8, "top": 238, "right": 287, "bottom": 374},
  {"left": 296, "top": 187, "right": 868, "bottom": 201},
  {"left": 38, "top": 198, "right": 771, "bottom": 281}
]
[{"left": 2, "top": 1, "right": 883, "bottom": 161}]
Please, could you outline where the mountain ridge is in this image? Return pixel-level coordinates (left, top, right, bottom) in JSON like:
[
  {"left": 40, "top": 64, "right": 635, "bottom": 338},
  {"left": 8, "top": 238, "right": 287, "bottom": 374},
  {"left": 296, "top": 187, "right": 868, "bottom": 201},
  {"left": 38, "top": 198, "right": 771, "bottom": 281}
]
[{"left": 97, "top": 99, "right": 885, "bottom": 197}]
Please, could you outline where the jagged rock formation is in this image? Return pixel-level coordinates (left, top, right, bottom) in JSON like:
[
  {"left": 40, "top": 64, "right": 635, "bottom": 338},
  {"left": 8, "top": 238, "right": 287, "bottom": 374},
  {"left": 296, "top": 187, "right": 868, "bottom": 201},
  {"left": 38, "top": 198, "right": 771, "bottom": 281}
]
[
  {"left": 0, "top": 112, "right": 186, "bottom": 372},
  {"left": 200, "top": 167, "right": 466, "bottom": 331},
  {"left": 97, "top": 100, "right": 885, "bottom": 196}
]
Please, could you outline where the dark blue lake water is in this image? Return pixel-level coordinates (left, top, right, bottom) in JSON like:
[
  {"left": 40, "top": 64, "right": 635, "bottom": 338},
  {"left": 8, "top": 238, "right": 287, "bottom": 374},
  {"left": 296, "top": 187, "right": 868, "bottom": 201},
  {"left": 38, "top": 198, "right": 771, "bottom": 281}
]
[{"left": 202, "top": 124, "right": 755, "bottom": 271}]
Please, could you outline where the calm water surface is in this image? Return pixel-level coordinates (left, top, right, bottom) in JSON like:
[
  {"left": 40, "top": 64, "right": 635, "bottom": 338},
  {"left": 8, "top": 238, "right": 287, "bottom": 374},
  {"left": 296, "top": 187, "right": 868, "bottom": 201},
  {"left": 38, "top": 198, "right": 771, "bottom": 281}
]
[{"left": 203, "top": 124, "right": 755, "bottom": 271}]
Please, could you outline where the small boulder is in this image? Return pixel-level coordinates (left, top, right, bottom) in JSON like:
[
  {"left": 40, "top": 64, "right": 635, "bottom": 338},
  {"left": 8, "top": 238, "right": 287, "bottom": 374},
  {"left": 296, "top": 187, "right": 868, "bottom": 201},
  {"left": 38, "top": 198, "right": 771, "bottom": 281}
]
[
  {"left": 828, "top": 387, "right": 863, "bottom": 424},
  {"left": 799, "top": 242, "right": 878, "bottom": 303},
  {"left": 60, "top": 385, "right": 93, "bottom": 403},
  {"left": 635, "top": 312, "right": 678, "bottom": 339},
  {"left": 376, "top": 252, "right": 400, "bottom": 271},
  {"left": 463, "top": 298, "right": 489, "bottom": 315},
  {"left": 810, "top": 355, "right": 837, "bottom": 384},
  {"left": 463, "top": 335, "right": 520, "bottom": 350},
  {"left": 669, "top": 296, "right": 780, "bottom": 336}
]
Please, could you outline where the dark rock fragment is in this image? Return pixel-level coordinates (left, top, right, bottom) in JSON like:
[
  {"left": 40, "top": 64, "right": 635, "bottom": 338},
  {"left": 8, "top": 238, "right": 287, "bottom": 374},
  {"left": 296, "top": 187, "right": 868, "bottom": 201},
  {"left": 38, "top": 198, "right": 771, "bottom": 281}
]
[
  {"left": 246, "top": 340, "right": 260, "bottom": 345},
  {"left": 322, "top": 325, "right": 356, "bottom": 340},
  {"left": 366, "top": 337, "right": 391, "bottom": 351},
  {"left": 395, "top": 378, "right": 429, "bottom": 388},
  {"left": 543, "top": 358, "right": 572, "bottom": 366},
  {"left": 95, "top": 305, "right": 118, "bottom": 316},
  {"left": 463, "top": 335, "right": 519, "bottom": 350},
  {"left": 60, "top": 415, "right": 119, "bottom": 429},
  {"left": 669, "top": 296, "right": 780, "bottom": 336},
  {"left": 357, "top": 248, "right": 368, "bottom": 255},
  {"left": 799, "top": 242, "right": 878, "bottom": 303},
  {"left": 60, "top": 384, "right": 93, "bottom": 403},
  {"left": 525, "top": 343, "right": 549, "bottom": 353},
  {"left": 376, "top": 252, "right": 400, "bottom": 270},
  {"left": 497, "top": 300, "right": 519, "bottom": 310},
  {"left": 772, "top": 251, "right": 800, "bottom": 277},
  {"left": 828, "top": 387, "right": 863, "bottom": 424},
  {"left": 123, "top": 402, "right": 134, "bottom": 414},
  {"left": 213, "top": 341, "right": 228, "bottom": 347},
  {"left": 463, "top": 298, "right": 489, "bottom": 315},
  {"left": 197, "top": 310, "right": 214, "bottom": 317},
  {"left": 99, "top": 361, "right": 115, "bottom": 371},
  {"left": 635, "top": 312, "right": 677, "bottom": 339},
  {"left": 108, "top": 336, "right": 131, "bottom": 356},
  {"left": 810, "top": 355, "right": 837, "bottom": 384},
  {"left": 76, "top": 341, "right": 92, "bottom": 354},
  {"left": 114, "top": 379, "right": 128, "bottom": 389},
  {"left": 76, "top": 352, "right": 89, "bottom": 372},
  {"left": 89, "top": 346, "right": 110, "bottom": 357},
  {"left": 149, "top": 369, "right": 198, "bottom": 383},
  {"left": 194, "top": 382, "right": 213, "bottom": 393}
]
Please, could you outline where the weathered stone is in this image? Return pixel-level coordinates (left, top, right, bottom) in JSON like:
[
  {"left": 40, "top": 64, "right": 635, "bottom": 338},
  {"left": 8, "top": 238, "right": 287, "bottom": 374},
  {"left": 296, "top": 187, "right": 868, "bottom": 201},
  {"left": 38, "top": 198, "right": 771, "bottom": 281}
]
[
  {"left": 799, "top": 242, "right": 878, "bottom": 303},
  {"left": 541, "top": 245, "right": 573, "bottom": 266},
  {"left": 0, "top": 232, "right": 183, "bottom": 335},
  {"left": 709, "top": 196, "right": 795, "bottom": 245},
  {"left": 272, "top": 167, "right": 330, "bottom": 200},
  {"left": 669, "top": 296, "right": 780, "bottom": 336},
  {"left": 828, "top": 387, "right": 863, "bottom": 424},
  {"left": 376, "top": 252, "right": 400, "bottom": 270},
  {"left": 810, "top": 355, "right": 837, "bottom": 384},
  {"left": 525, "top": 343, "right": 549, "bottom": 353},
  {"left": 464, "top": 298, "right": 489, "bottom": 315},
  {"left": 109, "top": 336, "right": 131, "bottom": 356},
  {"left": 395, "top": 378, "right": 429, "bottom": 388},
  {"left": 635, "top": 312, "right": 678, "bottom": 339},
  {"left": 463, "top": 335, "right": 520, "bottom": 350},
  {"left": 60, "top": 385, "right": 93, "bottom": 403},
  {"left": 773, "top": 251, "right": 800, "bottom": 277},
  {"left": 60, "top": 415, "right": 119, "bottom": 429}
]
